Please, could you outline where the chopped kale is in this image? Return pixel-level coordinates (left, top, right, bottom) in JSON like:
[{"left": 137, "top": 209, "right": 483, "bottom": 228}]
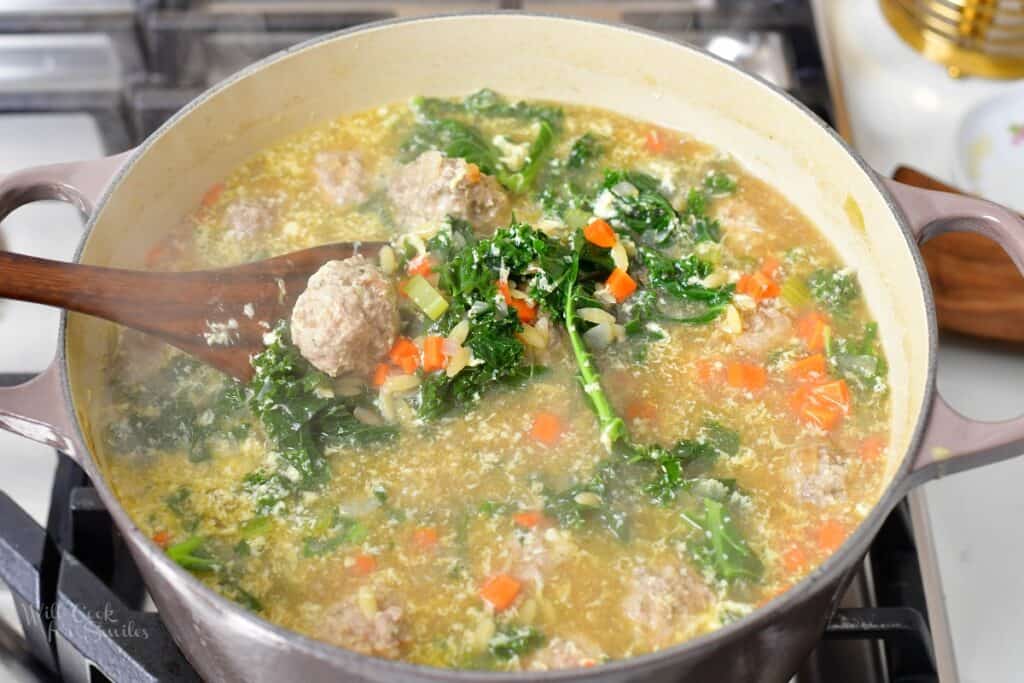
[
  {"left": 488, "top": 624, "right": 546, "bottom": 660},
  {"left": 826, "top": 322, "right": 888, "bottom": 396},
  {"left": 400, "top": 117, "right": 501, "bottom": 175},
  {"left": 567, "top": 132, "right": 602, "bottom": 169},
  {"left": 496, "top": 121, "right": 554, "bottom": 193},
  {"left": 682, "top": 497, "right": 763, "bottom": 583},
  {"left": 630, "top": 420, "right": 742, "bottom": 504},
  {"left": 165, "top": 486, "right": 200, "bottom": 532},
  {"left": 302, "top": 513, "right": 369, "bottom": 558},
  {"left": 404, "top": 91, "right": 558, "bottom": 193},
  {"left": 412, "top": 89, "right": 563, "bottom": 129},
  {"left": 166, "top": 536, "right": 219, "bottom": 573},
  {"left": 599, "top": 170, "right": 681, "bottom": 244},
  {"left": 543, "top": 462, "right": 629, "bottom": 541},
  {"left": 703, "top": 170, "right": 738, "bottom": 195},
  {"left": 246, "top": 323, "right": 394, "bottom": 489},
  {"left": 808, "top": 268, "right": 860, "bottom": 315}
]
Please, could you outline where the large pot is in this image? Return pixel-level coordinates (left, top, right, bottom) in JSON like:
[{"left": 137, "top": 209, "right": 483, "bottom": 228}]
[{"left": 1, "top": 13, "right": 1023, "bottom": 683}]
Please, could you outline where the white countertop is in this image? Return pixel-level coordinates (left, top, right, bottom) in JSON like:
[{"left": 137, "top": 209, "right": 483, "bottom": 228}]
[{"left": 818, "top": 2, "right": 1024, "bottom": 681}]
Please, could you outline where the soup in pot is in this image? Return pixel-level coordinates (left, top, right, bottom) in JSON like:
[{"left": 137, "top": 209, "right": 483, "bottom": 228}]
[{"left": 99, "top": 91, "right": 890, "bottom": 671}]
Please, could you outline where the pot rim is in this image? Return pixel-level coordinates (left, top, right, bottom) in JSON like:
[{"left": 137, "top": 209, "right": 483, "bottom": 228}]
[{"left": 56, "top": 11, "right": 940, "bottom": 680}]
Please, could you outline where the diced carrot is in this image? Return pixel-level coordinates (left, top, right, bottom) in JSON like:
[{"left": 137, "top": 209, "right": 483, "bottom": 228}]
[
  {"left": 530, "top": 412, "right": 563, "bottom": 445},
  {"left": 790, "top": 379, "right": 850, "bottom": 431},
  {"left": 350, "top": 553, "right": 377, "bottom": 576},
  {"left": 389, "top": 337, "right": 420, "bottom": 373},
  {"left": 817, "top": 520, "right": 847, "bottom": 552},
  {"left": 399, "top": 355, "right": 418, "bottom": 374},
  {"left": 788, "top": 354, "right": 828, "bottom": 384},
  {"left": 736, "top": 272, "right": 780, "bottom": 302},
  {"left": 152, "top": 531, "right": 171, "bottom": 549},
  {"left": 606, "top": 268, "right": 637, "bottom": 303},
  {"left": 389, "top": 337, "right": 418, "bottom": 362},
  {"left": 510, "top": 298, "right": 537, "bottom": 324},
  {"left": 407, "top": 255, "right": 433, "bottom": 277},
  {"left": 645, "top": 129, "right": 667, "bottom": 153},
  {"left": 412, "top": 527, "right": 439, "bottom": 550},
  {"left": 513, "top": 511, "right": 544, "bottom": 529},
  {"left": 815, "top": 379, "right": 851, "bottom": 408},
  {"left": 783, "top": 545, "right": 807, "bottom": 573},
  {"left": 584, "top": 219, "right": 618, "bottom": 248},
  {"left": 797, "top": 312, "right": 830, "bottom": 353},
  {"left": 200, "top": 182, "right": 224, "bottom": 209},
  {"left": 625, "top": 399, "right": 657, "bottom": 423},
  {"left": 465, "top": 163, "right": 481, "bottom": 184},
  {"left": 497, "top": 280, "right": 538, "bottom": 324},
  {"left": 372, "top": 363, "right": 390, "bottom": 387},
  {"left": 725, "top": 362, "right": 768, "bottom": 391},
  {"left": 859, "top": 435, "right": 888, "bottom": 463},
  {"left": 422, "top": 335, "right": 447, "bottom": 373},
  {"left": 695, "top": 358, "right": 723, "bottom": 385},
  {"left": 761, "top": 255, "right": 781, "bottom": 279},
  {"left": 479, "top": 573, "right": 521, "bottom": 611}
]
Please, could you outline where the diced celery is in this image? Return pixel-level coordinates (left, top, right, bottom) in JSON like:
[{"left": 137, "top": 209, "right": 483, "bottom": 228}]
[
  {"left": 565, "top": 208, "right": 590, "bottom": 230},
  {"left": 780, "top": 275, "right": 812, "bottom": 309},
  {"left": 404, "top": 275, "right": 449, "bottom": 320}
]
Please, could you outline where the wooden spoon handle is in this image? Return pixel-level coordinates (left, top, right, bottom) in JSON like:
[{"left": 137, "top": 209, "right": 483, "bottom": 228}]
[
  {"left": 0, "top": 241, "right": 381, "bottom": 380},
  {"left": 892, "top": 166, "right": 1024, "bottom": 343}
]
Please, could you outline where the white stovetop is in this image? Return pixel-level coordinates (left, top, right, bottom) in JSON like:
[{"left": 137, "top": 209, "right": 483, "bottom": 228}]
[{"left": 817, "top": 3, "right": 1024, "bottom": 682}]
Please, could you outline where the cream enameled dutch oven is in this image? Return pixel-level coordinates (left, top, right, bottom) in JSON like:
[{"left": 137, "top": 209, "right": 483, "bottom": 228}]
[{"left": 1, "top": 14, "right": 1023, "bottom": 683}]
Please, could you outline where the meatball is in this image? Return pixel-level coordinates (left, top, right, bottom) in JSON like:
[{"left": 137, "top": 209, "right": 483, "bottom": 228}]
[
  {"left": 387, "top": 150, "right": 509, "bottom": 231},
  {"left": 313, "top": 150, "right": 369, "bottom": 208},
  {"left": 223, "top": 196, "right": 278, "bottom": 239},
  {"left": 622, "top": 563, "right": 712, "bottom": 647},
  {"left": 735, "top": 306, "right": 792, "bottom": 355},
  {"left": 290, "top": 255, "right": 398, "bottom": 377},
  {"left": 319, "top": 597, "right": 406, "bottom": 658},
  {"left": 788, "top": 447, "right": 849, "bottom": 507},
  {"left": 501, "top": 527, "right": 573, "bottom": 587},
  {"left": 527, "top": 637, "right": 602, "bottom": 671}
]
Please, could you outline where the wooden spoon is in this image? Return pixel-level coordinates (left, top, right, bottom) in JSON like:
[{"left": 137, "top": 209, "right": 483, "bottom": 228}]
[
  {"left": 0, "top": 242, "right": 384, "bottom": 382},
  {"left": 893, "top": 166, "right": 1024, "bottom": 343}
]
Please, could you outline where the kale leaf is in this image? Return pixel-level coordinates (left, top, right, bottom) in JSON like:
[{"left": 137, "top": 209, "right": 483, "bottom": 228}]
[
  {"left": 167, "top": 536, "right": 219, "bottom": 573},
  {"left": 412, "top": 89, "right": 563, "bottom": 129},
  {"left": 401, "top": 118, "right": 501, "bottom": 175},
  {"left": 536, "top": 134, "right": 604, "bottom": 223},
  {"left": 682, "top": 497, "right": 763, "bottom": 583},
  {"left": 246, "top": 323, "right": 395, "bottom": 489},
  {"left": 488, "top": 624, "right": 546, "bottom": 660},
  {"left": 302, "top": 513, "right": 369, "bottom": 558},
  {"left": 404, "top": 91, "right": 559, "bottom": 193},
  {"left": 808, "top": 268, "right": 860, "bottom": 315},
  {"left": 496, "top": 121, "right": 554, "bottom": 193},
  {"left": 826, "top": 322, "right": 888, "bottom": 396},
  {"left": 543, "top": 462, "right": 629, "bottom": 541}
]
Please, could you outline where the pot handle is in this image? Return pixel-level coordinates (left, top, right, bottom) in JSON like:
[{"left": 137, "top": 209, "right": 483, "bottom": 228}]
[
  {"left": 0, "top": 152, "right": 132, "bottom": 457},
  {"left": 885, "top": 179, "right": 1024, "bottom": 483}
]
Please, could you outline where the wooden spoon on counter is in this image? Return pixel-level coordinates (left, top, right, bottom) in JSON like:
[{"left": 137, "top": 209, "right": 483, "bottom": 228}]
[
  {"left": 893, "top": 166, "right": 1024, "bottom": 343},
  {"left": 0, "top": 242, "right": 383, "bottom": 382}
]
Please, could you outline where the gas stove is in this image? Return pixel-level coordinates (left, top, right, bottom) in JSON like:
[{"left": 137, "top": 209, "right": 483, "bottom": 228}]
[{"left": 0, "top": 2, "right": 938, "bottom": 682}]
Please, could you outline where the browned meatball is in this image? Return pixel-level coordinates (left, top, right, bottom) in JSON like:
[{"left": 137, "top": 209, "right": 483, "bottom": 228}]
[
  {"left": 313, "top": 150, "right": 369, "bottom": 208},
  {"left": 319, "top": 598, "right": 406, "bottom": 658},
  {"left": 622, "top": 563, "right": 712, "bottom": 648},
  {"left": 290, "top": 255, "right": 398, "bottom": 377},
  {"left": 387, "top": 150, "right": 509, "bottom": 231}
]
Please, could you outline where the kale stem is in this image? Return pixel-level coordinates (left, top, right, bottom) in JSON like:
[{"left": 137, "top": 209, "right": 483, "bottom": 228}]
[{"left": 564, "top": 254, "right": 627, "bottom": 452}]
